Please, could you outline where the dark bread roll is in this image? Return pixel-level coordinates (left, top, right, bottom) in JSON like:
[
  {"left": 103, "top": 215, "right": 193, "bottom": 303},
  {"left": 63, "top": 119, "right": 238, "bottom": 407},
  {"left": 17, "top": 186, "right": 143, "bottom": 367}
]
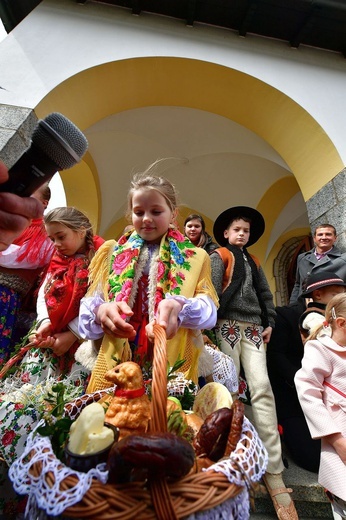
[{"left": 107, "top": 432, "right": 195, "bottom": 483}]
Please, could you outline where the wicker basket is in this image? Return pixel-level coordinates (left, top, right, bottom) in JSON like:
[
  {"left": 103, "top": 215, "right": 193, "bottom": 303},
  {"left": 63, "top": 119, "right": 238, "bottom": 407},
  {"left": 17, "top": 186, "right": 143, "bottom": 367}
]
[{"left": 11, "top": 324, "right": 267, "bottom": 519}]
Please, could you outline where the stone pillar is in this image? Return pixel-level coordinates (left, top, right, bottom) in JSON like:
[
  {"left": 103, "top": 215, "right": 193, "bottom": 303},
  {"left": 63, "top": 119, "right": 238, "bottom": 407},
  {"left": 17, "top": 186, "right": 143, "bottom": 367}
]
[
  {"left": 306, "top": 168, "right": 346, "bottom": 252},
  {"left": 0, "top": 104, "right": 37, "bottom": 168}
]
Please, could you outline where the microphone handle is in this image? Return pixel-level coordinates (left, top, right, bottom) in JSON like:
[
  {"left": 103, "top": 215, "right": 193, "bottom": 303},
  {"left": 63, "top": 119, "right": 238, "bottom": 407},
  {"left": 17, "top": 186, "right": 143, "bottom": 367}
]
[{"left": 0, "top": 145, "right": 60, "bottom": 196}]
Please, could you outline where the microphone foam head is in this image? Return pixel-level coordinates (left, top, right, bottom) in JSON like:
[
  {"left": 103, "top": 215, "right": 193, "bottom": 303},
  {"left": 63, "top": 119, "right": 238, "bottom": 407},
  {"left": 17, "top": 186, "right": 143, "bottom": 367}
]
[{"left": 32, "top": 112, "right": 88, "bottom": 170}]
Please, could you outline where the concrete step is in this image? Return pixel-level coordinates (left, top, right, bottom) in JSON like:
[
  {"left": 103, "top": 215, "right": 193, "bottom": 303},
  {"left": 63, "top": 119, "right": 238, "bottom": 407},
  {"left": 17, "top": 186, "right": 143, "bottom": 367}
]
[
  {"left": 250, "top": 448, "right": 333, "bottom": 520},
  {"left": 250, "top": 516, "right": 329, "bottom": 520}
]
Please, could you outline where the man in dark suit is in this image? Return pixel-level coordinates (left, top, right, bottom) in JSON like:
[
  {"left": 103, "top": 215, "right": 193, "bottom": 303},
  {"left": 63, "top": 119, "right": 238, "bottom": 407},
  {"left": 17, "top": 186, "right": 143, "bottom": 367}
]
[
  {"left": 290, "top": 224, "right": 346, "bottom": 303},
  {"left": 267, "top": 297, "right": 321, "bottom": 472}
]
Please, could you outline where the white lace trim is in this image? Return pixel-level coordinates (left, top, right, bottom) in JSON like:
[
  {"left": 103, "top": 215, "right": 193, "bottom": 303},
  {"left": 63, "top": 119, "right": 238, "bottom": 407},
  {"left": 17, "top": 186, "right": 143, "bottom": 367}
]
[
  {"left": 205, "top": 416, "right": 268, "bottom": 486},
  {"left": 167, "top": 371, "right": 198, "bottom": 396},
  {"left": 9, "top": 415, "right": 266, "bottom": 519},
  {"left": 147, "top": 245, "right": 160, "bottom": 322},
  {"left": 9, "top": 420, "right": 108, "bottom": 517},
  {"left": 127, "top": 244, "right": 149, "bottom": 310},
  {"left": 205, "top": 344, "right": 239, "bottom": 393}
]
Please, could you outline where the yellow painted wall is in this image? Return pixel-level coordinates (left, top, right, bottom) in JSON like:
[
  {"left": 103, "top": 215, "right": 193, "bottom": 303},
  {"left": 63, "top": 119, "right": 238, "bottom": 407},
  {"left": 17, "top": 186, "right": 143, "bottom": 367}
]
[
  {"left": 36, "top": 57, "right": 344, "bottom": 237},
  {"left": 35, "top": 57, "right": 344, "bottom": 295}
]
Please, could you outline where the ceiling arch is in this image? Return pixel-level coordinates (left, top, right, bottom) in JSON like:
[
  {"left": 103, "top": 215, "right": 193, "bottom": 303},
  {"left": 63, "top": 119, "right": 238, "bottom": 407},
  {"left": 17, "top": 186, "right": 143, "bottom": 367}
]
[{"left": 35, "top": 56, "right": 341, "bottom": 260}]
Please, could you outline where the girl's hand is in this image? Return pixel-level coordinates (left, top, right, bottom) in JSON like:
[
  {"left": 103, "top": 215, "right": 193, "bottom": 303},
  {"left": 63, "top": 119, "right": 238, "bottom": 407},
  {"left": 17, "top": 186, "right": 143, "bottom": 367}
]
[
  {"left": 326, "top": 433, "right": 346, "bottom": 464},
  {"left": 33, "top": 335, "right": 56, "bottom": 349},
  {"left": 50, "top": 331, "right": 77, "bottom": 357},
  {"left": 262, "top": 326, "right": 273, "bottom": 344},
  {"left": 31, "top": 320, "right": 53, "bottom": 345},
  {"left": 146, "top": 299, "right": 184, "bottom": 341},
  {"left": 95, "top": 301, "right": 136, "bottom": 339}
]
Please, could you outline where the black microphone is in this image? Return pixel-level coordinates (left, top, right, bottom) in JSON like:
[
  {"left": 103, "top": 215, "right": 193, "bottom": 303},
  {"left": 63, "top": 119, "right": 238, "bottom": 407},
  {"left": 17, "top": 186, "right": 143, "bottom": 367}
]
[{"left": 0, "top": 112, "right": 88, "bottom": 196}]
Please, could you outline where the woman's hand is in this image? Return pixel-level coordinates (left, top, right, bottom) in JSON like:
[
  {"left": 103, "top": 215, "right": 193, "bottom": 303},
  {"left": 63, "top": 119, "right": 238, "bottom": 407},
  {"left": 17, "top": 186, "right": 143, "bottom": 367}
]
[
  {"left": 33, "top": 336, "right": 56, "bottom": 349},
  {"left": 50, "top": 331, "right": 77, "bottom": 356},
  {"left": 0, "top": 162, "right": 44, "bottom": 251},
  {"left": 326, "top": 433, "right": 346, "bottom": 464},
  {"left": 262, "top": 326, "right": 273, "bottom": 344},
  {"left": 31, "top": 320, "right": 53, "bottom": 346},
  {"left": 95, "top": 301, "right": 136, "bottom": 339},
  {"left": 146, "top": 298, "right": 184, "bottom": 341}
]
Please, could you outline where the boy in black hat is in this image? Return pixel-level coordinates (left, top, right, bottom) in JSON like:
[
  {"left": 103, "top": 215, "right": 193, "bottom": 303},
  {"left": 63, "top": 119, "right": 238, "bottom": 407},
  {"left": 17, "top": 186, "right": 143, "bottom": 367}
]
[
  {"left": 210, "top": 206, "right": 298, "bottom": 520},
  {"left": 299, "top": 271, "right": 346, "bottom": 341}
]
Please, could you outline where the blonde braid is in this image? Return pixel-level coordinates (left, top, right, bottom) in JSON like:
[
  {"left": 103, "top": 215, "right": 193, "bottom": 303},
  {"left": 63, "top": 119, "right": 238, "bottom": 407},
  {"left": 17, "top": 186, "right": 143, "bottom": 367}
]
[{"left": 85, "top": 229, "right": 95, "bottom": 261}]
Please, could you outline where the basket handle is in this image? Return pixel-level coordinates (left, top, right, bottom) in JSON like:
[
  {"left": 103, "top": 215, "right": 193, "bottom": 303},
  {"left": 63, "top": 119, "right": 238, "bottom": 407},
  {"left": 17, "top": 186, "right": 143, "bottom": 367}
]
[
  {"left": 150, "top": 324, "right": 168, "bottom": 433},
  {"left": 149, "top": 324, "right": 179, "bottom": 520},
  {"left": 0, "top": 342, "right": 36, "bottom": 379}
]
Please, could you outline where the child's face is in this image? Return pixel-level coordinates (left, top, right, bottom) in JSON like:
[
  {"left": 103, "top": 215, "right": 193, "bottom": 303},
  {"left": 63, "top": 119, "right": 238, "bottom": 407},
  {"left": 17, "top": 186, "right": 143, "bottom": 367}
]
[
  {"left": 31, "top": 187, "right": 49, "bottom": 209},
  {"left": 131, "top": 188, "right": 174, "bottom": 244},
  {"left": 46, "top": 222, "right": 86, "bottom": 256},
  {"left": 315, "top": 285, "right": 346, "bottom": 305},
  {"left": 224, "top": 218, "right": 250, "bottom": 248},
  {"left": 185, "top": 219, "right": 203, "bottom": 244}
]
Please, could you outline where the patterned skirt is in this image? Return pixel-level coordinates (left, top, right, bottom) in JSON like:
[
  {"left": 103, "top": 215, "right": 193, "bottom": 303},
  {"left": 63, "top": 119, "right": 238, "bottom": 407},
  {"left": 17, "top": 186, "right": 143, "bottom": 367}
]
[{"left": 0, "top": 286, "right": 21, "bottom": 367}]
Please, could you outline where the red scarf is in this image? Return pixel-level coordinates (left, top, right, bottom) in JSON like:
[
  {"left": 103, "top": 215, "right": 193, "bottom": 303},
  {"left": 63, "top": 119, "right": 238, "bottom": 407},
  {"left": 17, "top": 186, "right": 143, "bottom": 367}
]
[
  {"left": 44, "top": 252, "right": 90, "bottom": 333},
  {"left": 43, "top": 235, "right": 104, "bottom": 374},
  {"left": 13, "top": 218, "right": 52, "bottom": 264},
  {"left": 44, "top": 236, "right": 104, "bottom": 332}
]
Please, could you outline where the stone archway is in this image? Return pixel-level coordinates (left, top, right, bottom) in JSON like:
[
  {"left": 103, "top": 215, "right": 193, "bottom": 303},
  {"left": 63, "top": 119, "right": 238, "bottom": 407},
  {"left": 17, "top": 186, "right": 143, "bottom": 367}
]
[
  {"left": 33, "top": 57, "right": 344, "bottom": 235},
  {"left": 273, "top": 235, "right": 313, "bottom": 306}
]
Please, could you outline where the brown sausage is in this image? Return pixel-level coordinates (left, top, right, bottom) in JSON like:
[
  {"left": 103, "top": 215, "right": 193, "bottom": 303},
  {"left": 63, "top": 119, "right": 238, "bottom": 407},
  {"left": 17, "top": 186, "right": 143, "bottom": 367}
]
[
  {"left": 224, "top": 400, "right": 244, "bottom": 456},
  {"left": 193, "top": 407, "right": 233, "bottom": 462},
  {"left": 107, "top": 432, "right": 195, "bottom": 483}
]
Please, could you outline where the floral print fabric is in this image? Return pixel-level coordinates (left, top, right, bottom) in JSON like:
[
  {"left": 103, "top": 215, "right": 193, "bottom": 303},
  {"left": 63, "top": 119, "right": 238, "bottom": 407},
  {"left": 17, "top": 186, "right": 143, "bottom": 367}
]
[
  {"left": 0, "top": 286, "right": 21, "bottom": 367},
  {"left": 0, "top": 401, "right": 40, "bottom": 518},
  {"left": 108, "top": 229, "right": 196, "bottom": 317}
]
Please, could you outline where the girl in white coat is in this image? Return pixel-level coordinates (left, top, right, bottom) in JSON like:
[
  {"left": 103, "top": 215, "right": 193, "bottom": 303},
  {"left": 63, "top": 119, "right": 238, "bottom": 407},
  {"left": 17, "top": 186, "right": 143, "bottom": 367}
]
[{"left": 295, "top": 292, "right": 346, "bottom": 520}]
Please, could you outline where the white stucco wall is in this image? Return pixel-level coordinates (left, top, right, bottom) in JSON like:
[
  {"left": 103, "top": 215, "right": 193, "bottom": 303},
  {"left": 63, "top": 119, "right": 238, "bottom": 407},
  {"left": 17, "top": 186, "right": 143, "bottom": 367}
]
[{"left": 0, "top": 0, "right": 346, "bottom": 163}]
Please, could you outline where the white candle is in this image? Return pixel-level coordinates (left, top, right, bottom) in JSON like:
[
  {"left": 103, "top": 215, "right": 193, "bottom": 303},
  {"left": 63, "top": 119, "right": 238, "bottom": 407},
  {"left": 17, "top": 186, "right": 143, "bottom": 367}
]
[{"left": 68, "top": 402, "right": 114, "bottom": 455}]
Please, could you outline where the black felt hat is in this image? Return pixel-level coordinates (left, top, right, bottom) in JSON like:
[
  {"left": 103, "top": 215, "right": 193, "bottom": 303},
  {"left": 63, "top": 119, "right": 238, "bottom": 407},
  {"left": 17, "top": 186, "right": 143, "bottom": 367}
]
[
  {"left": 213, "top": 206, "right": 265, "bottom": 247},
  {"left": 301, "top": 271, "right": 346, "bottom": 297}
]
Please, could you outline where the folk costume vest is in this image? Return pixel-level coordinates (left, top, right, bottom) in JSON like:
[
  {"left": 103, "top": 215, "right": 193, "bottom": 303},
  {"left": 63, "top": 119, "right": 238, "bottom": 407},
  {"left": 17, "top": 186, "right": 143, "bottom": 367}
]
[
  {"left": 86, "top": 229, "right": 218, "bottom": 392},
  {"left": 214, "top": 246, "right": 269, "bottom": 327}
]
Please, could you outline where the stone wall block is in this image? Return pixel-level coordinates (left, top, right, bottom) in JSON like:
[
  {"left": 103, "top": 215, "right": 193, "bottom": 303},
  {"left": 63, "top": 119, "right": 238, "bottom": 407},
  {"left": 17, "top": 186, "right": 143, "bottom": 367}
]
[
  {"left": 333, "top": 168, "right": 346, "bottom": 201},
  {"left": 306, "top": 169, "right": 346, "bottom": 253},
  {"left": 325, "top": 205, "right": 345, "bottom": 242},
  {"left": 306, "top": 181, "right": 336, "bottom": 223},
  {"left": 0, "top": 105, "right": 37, "bottom": 168}
]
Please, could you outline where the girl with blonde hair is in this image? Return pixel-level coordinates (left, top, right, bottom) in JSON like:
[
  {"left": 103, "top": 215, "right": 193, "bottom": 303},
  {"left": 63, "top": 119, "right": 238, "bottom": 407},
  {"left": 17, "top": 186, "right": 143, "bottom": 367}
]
[
  {"left": 79, "top": 161, "right": 219, "bottom": 391},
  {"left": 295, "top": 292, "right": 346, "bottom": 520},
  {"left": 23, "top": 206, "right": 104, "bottom": 383}
]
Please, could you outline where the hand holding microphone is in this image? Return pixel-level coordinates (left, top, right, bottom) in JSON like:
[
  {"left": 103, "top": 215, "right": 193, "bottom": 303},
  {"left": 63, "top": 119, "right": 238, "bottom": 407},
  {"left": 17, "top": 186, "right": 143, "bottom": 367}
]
[
  {"left": 0, "top": 112, "right": 88, "bottom": 196},
  {"left": 0, "top": 113, "right": 88, "bottom": 250}
]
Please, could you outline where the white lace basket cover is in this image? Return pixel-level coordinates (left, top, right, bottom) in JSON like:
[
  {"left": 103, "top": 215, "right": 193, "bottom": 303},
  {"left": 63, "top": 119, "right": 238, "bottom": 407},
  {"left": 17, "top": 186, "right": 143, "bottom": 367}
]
[{"left": 9, "top": 411, "right": 267, "bottom": 520}]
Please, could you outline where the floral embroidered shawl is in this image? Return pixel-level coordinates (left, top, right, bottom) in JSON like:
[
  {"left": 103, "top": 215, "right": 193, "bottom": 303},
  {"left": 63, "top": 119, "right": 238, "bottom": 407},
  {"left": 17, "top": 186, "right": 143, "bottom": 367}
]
[
  {"left": 108, "top": 228, "right": 197, "bottom": 315},
  {"left": 86, "top": 229, "right": 218, "bottom": 392}
]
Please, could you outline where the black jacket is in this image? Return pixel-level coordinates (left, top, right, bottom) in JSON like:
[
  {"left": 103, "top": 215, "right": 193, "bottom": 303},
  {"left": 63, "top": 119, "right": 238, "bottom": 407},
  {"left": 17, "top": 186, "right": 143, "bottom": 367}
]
[
  {"left": 267, "top": 299, "right": 306, "bottom": 420},
  {"left": 290, "top": 246, "right": 346, "bottom": 303}
]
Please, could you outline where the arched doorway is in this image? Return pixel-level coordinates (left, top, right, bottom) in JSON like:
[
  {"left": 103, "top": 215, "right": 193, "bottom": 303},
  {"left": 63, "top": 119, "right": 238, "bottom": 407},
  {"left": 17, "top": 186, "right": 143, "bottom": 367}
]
[{"left": 274, "top": 235, "right": 313, "bottom": 306}]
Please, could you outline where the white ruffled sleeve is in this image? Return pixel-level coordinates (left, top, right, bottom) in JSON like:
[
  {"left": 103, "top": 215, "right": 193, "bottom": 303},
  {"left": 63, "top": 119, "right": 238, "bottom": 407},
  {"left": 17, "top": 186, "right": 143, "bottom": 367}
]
[{"left": 165, "top": 293, "right": 217, "bottom": 330}]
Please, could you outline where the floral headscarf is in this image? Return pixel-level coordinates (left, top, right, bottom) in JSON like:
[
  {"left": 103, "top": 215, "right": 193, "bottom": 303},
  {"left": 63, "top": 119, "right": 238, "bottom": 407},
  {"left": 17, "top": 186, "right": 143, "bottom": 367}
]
[{"left": 107, "top": 228, "right": 197, "bottom": 319}]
